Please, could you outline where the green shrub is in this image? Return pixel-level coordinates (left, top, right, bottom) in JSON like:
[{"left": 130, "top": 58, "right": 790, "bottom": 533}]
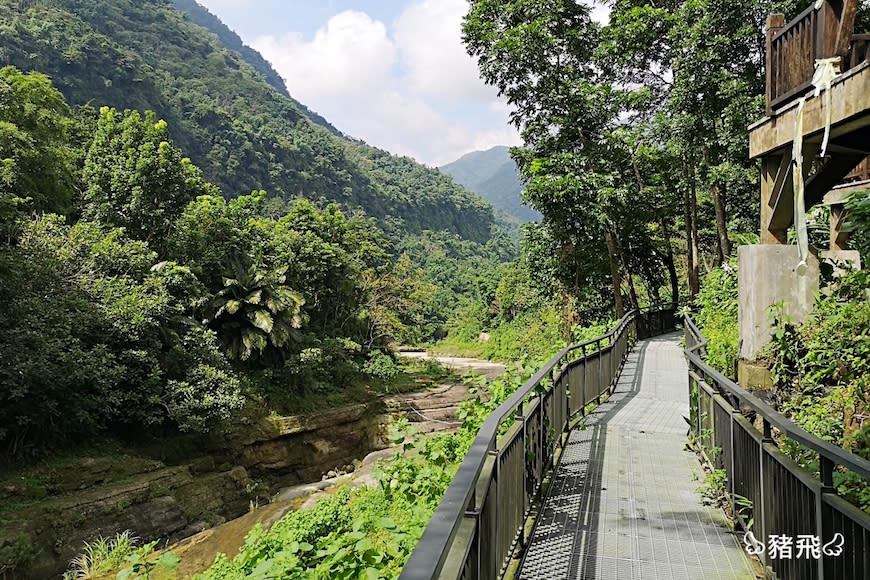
[
  {"left": 63, "top": 530, "right": 136, "bottom": 579},
  {"left": 845, "top": 186, "right": 870, "bottom": 255},
  {"left": 198, "top": 350, "right": 546, "bottom": 579},
  {"left": 765, "top": 270, "right": 870, "bottom": 512},
  {"left": 363, "top": 350, "right": 400, "bottom": 381},
  {"left": 694, "top": 258, "right": 739, "bottom": 377},
  {"left": 0, "top": 216, "right": 243, "bottom": 453}
]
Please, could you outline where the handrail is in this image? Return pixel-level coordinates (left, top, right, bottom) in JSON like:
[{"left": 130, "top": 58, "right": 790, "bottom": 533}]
[
  {"left": 765, "top": 0, "right": 861, "bottom": 114},
  {"left": 684, "top": 315, "right": 870, "bottom": 479},
  {"left": 401, "top": 304, "right": 676, "bottom": 579},
  {"left": 684, "top": 313, "right": 870, "bottom": 579}
]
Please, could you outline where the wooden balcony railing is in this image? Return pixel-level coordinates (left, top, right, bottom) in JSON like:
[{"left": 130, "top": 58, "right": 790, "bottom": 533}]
[
  {"left": 766, "top": 0, "right": 861, "bottom": 115},
  {"left": 844, "top": 155, "right": 870, "bottom": 183},
  {"left": 849, "top": 33, "right": 870, "bottom": 67}
]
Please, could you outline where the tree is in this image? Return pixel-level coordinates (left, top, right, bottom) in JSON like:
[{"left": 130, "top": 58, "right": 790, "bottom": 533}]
[
  {"left": 0, "top": 216, "right": 242, "bottom": 452},
  {"left": 0, "top": 66, "right": 76, "bottom": 225},
  {"left": 204, "top": 260, "right": 306, "bottom": 361},
  {"left": 82, "top": 107, "right": 216, "bottom": 249},
  {"left": 464, "top": 0, "right": 661, "bottom": 316}
]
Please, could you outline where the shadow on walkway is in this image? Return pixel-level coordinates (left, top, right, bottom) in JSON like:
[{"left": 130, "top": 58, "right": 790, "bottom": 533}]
[
  {"left": 518, "top": 334, "right": 754, "bottom": 580},
  {"left": 518, "top": 340, "right": 651, "bottom": 578}
]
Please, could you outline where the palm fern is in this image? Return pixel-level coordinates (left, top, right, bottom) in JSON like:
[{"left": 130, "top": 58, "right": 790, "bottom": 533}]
[{"left": 205, "top": 261, "right": 306, "bottom": 360}]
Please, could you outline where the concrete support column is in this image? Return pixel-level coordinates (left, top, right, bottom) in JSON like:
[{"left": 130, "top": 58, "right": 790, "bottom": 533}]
[{"left": 737, "top": 245, "right": 819, "bottom": 387}]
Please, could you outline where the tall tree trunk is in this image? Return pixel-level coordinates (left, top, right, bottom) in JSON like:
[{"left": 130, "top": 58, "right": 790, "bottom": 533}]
[
  {"left": 690, "top": 166, "right": 700, "bottom": 296},
  {"left": 659, "top": 216, "right": 680, "bottom": 306},
  {"left": 711, "top": 180, "right": 732, "bottom": 260},
  {"left": 629, "top": 143, "right": 676, "bottom": 305},
  {"left": 605, "top": 228, "right": 625, "bottom": 318},
  {"left": 617, "top": 232, "right": 639, "bottom": 310},
  {"left": 684, "top": 161, "right": 700, "bottom": 297},
  {"left": 707, "top": 124, "right": 732, "bottom": 261}
]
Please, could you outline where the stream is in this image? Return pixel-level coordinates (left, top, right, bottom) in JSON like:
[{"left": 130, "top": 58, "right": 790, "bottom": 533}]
[{"left": 163, "top": 353, "right": 505, "bottom": 578}]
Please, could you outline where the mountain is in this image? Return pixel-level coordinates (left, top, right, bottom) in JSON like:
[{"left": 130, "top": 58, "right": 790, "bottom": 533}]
[
  {"left": 440, "top": 146, "right": 541, "bottom": 223},
  {"left": 170, "top": 0, "right": 342, "bottom": 137},
  {"left": 0, "top": 0, "right": 494, "bottom": 243}
]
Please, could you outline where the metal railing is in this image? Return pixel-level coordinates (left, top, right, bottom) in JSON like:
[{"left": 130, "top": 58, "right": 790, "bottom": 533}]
[
  {"left": 400, "top": 305, "right": 677, "bottom": 580},
  {"left": 685, "top": 315, "right": 870, "bottom": 579}
]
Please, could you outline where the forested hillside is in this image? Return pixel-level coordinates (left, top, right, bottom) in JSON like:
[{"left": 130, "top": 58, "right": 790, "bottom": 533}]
[
  {"left": 169, "top": 0, "right": 342, "bottom": 136},
  {"left": 5, "top": 0, "right": 869, "bottom": 577},
  {"left": 0, "top": 0, "right": 493, "bottom": 242},
  {"left": 440, "top": 146, "right": 541, "bottom": 223}
]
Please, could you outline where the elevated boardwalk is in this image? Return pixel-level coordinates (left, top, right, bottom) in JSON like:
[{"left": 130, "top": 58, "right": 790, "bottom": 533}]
[
  {"left": 519, "top": 335, "right": 754, "bottom": 579},
  {"left": 402, "top": 308, "right": 870, "bottom": 580}
]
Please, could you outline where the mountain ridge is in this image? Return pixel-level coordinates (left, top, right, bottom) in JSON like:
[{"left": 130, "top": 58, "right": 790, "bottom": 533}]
[
  {"left": 0, "top": 0, "right": 494, "bottom": 243},
  {"left": 170, "top": 0, "right": 343, "bottom": 137},
  {"left": 440, "top": 146, "right": 540, "bottom": 223}
]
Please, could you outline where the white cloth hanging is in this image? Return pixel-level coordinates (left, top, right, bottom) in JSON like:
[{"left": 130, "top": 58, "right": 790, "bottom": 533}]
[{"left": 791, "top": 56, "right": 841, "bottom": 275}]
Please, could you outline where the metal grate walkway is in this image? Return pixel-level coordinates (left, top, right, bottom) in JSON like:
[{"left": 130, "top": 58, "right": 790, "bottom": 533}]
[{"left": 519, "top": 335, "right": 756, "bottom": 579}]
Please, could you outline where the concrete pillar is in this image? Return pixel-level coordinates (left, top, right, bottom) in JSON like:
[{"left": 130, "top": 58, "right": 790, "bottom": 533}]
[{"left": 737, "top": 245, "right": 820, "bottom": 387}]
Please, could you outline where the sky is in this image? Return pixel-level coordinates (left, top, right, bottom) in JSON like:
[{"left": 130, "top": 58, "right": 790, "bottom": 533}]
[{"left": 195, "top": 1, "right": 607, "bottom": 167}]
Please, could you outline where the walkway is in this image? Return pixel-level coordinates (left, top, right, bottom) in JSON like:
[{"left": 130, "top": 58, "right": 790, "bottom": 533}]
[{"left": 518, "top": 334, "right": 756, "bottom": 579}]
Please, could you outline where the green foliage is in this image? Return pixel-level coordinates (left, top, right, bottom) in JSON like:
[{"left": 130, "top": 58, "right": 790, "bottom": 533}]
[
  {"left": 0, "top": 59, "right": 502, "bottom": 457},
  {"left": 64, "top": 530, "right": 136, "bottom": 579},
  {"left": 765, "top": 270, "right": 870, "bottom": 512},
  {"left": 0, "top": 66, "right": 76, "bottom": 221},
  {"left": 0, "top": 533, "right": 38, "bottom": 575},
  {"left": 697, "top": 467, "right": 728, "bottom": 508},
  {"left": 845, "top": 186, "right": 870, "bottom": 256},
  {"left": 396, "top": 229, "right": 516, "bottom": 343},
  {"left": 82, "top": 107, "right": 215, "bottom": 250},
  {"left": 0, "top": 0, "right": 495, "bottom": 242},
  {"left": 117, "top": 541, "right": 179, "bottom": 580},
  {"left": 198, "top": 451, "right": 448, "bottom": 578},
  {"left": 198, "top": 355, "right": 546, "bottom": 579},
  {"left": 204, "top": 260, "right": 306, "bottom": 361},
  {"left": 363, "top": 351, "right": 400, "bottom": 382},
  {"left": 694, "top": 258, "right": 739, "bottom": 377},
  {"left": 733, "top": 494, "right": 755, "bottom": 531},
  {"left": 476, "top": 306, "right": 570, "bottom": 362},
  {"left": 0, "top": 216, "right": 244, "bottom": 452},
  {"left": 462, "top": 0, "right": 689, "bottom": 316}
]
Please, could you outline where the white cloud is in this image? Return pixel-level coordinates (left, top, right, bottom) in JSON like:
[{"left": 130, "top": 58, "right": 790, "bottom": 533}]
[
  {"left": 394, "top": 0, "right": 496, "bottom": 103},
  {"left": 252, "top": 11, "right": 395, "bottom": 101},
  {"left": 251, "top": 3, "right": 520, "bottom": 166},
  {"left": 197, "top": 0, "right": 248, "bottom": 8}
]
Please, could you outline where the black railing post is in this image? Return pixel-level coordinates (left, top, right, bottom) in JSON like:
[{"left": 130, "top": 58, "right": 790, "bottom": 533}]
[
  {"left": 519, "top": 400, "right": 526, "bottom": 550},
  {"left": 489, "top": 447, "right": 499, "bottom": 579},
  {"left": 538, "top": 391, "right": 544, "bottom": 484},
  {"left": 728, "top": 407, "right": 736, "bottom": 522},
  {"left": 696, "top": 366, "right": 702, "bottom": 436},
  {"left": 607, "top": 334, "right": 613, "bottom": 389},
  {"left": 596, "top": 338, "right": 603, "bottom": 402},
  {"left": 581, "top": 344, "right": 587, "bottom": 415},
  {"left": 816, "top": 456, "right": 836, "bottom": 580},
  {"left": 760, "top": 420, "right": 773, "bottom": 571}
]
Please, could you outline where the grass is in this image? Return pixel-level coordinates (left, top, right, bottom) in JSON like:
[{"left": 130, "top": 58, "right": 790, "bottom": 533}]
[{"left": 62, "top": 530, "right": 137, "bottom": 579}]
